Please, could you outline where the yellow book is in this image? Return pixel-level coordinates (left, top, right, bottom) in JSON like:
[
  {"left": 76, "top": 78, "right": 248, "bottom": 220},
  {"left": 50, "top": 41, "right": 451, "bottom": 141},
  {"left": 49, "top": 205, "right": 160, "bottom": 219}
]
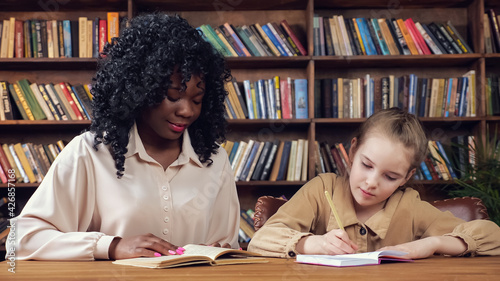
[
  {"left": 2, "top": 143, "right": 23, "bottom": 182},
  {"left": 435, "top": 78, "right": 445, "bottom": 117},
  {"left": 223, "top": 140, "right": 234, "bottom": 156},
  {"left": 83, "top": 84, "right": 93, "bottom": 100},
  {"left": 225, "top": 82, "right": 244, "bottom": 119},
  {"left": 428, "top": 141, "right": 450, "bottom": 180},
  {"left": 7, "top": 17, "right": 16, "bottom": 58},
  {"left": 396, "top": 19, "right": 418, "bottom": 55},
  {"left": 78, "top": 17, "right": 88, "bottom": 58},
  {"left": 107, "top": 12, "right": 119, "bottom": 43},
  {"left": 273, "top": 76, "right": 282, "bottom": 119},
  {"left": 56, "top": 140, "right": 66, "bottom": 152},
  {"left": 13, "top": 143, "right": 36, "bottom": 183},
  {"left": 12, "top": 83, "right": 35, "bottom": 120},
  {"left": 1, "top": 20, "right": 10, "bottom": 58},
  {"left": 113, "top": 244, "right": 266, "bottom": 269}
]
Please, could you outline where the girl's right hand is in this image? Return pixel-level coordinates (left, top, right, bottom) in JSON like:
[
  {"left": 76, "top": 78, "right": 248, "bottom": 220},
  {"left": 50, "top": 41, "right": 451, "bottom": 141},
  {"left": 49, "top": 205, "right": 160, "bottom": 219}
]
[
  {"left": 296, "top": 229, "right": 358, "bottom": 255},
  {"left": 109, "top": 233, "right": 180, "bottom": 260}
]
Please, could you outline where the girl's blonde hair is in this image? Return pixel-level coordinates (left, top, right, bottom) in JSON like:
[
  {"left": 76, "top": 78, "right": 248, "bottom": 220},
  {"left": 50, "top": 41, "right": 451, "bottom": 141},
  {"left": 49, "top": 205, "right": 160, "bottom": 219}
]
[{"left": 354, "top": 108, "right": 428, "bottom": 170}]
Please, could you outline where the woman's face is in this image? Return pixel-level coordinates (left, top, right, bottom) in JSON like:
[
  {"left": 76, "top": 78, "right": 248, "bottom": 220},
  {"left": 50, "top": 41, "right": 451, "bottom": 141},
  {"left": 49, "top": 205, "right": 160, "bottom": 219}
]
[{"left": 138, "top": 71, "right": 205, "bottom": 143}]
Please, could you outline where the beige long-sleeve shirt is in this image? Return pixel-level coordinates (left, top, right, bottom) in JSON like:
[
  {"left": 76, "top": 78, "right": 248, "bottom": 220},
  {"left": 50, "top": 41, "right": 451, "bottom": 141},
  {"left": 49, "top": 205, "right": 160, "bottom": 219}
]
[
  {"left": 248, "top": 173, "right": 500, "bottom": 258},
  {"left": 9, "top": 124, "right": 240, "bottom": 260}
]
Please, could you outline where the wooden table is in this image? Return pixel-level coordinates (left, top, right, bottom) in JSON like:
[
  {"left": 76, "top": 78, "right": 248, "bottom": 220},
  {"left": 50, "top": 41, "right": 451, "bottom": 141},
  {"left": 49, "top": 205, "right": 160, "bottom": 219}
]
[{"left": 1, "top": 256, "right": 500, "bottom": 280}]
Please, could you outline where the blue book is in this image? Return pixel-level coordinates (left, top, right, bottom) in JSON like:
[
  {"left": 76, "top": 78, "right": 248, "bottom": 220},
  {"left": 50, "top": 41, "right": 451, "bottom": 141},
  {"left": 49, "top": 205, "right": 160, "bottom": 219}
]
[
  {"left": 458, "top": 77, "right": 468, "bottom": 117},
  {"left": 356, "top": 18, "right": 377, "bottom": 55},
  {"left": 228, "top": 141, "right": 240, "bottom": 164},
  {"left": 419, "top": 161, "right": 433, "bottom": 180},
  {"left": 239, "top": 141, "right": 261, "bottom": 181},
  {"left": 435, "top": 141, "right": 458, "bottom": 179},
  {"left": 261, "top": 24, "right": 288, "bottom": 56},
  {"left": 225, "top": 96, "right": 237, "bottom": 119},
  {"left": 242, "top": 80, "right": 255, "bottom": 119},
  {"left": 444, "top": 78, "right": 453, "bottom": 117},
  {"left": 62, "top": 20, "right": 72, "bottom": 58},
  {"left": 409, "top": 74, "right": 417, "bottom": 114},
  {"left": 276, "top": 141, "right": 292, "bottom": 181},
  {"left": 294, "top": 79, "right": 308, "bottom": 119},
  {"left": 371, "top": 18, "right": 390, "bottom": 55},
  {"left": 256, "top": 80, "right": 267, "bottom": 119}
]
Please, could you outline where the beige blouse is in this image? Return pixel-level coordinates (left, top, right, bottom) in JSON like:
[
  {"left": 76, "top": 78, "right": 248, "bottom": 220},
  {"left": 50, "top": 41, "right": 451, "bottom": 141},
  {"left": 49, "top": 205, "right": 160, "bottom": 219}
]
[
  {"left": 248, "top": 173, "right": 500, "bottom": 258},
  {"left": 9, "top": 124, "right": 240, "bottom": 260}
]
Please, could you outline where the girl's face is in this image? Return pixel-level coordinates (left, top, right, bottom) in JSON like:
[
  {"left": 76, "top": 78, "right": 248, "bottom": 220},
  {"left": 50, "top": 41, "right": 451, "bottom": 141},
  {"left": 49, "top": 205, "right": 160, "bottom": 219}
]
[
  {"left": 138, "top": 71, "right": 205, "bottom": 143},
  {"left": 348, "top": 133, "right": 415, "bottom": 213}
]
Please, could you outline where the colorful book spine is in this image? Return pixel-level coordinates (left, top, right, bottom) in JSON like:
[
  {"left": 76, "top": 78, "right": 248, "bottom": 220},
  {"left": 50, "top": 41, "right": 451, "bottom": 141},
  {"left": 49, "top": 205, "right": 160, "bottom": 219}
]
[{"left": 294, "top": 79, "right": 308, "bottom": 119}]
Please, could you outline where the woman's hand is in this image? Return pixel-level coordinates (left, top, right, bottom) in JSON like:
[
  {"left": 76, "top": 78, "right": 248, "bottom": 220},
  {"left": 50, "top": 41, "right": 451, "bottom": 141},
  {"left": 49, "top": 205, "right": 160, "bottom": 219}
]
[
  {"left": 109, "top": 233, "right": 179, "bottom": 260},
  {"left": 296, "top": 229, "right": 358, "bottom": 255}
]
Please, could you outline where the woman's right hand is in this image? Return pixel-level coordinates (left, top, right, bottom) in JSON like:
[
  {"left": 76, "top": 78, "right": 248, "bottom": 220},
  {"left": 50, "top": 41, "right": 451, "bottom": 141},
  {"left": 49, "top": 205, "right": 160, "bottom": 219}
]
[
  {"left": 109, "top": 233, "right": 179, "bottom": 260},
  {"left": 295, "top": 229, "right": 358, "bottom": 255}
]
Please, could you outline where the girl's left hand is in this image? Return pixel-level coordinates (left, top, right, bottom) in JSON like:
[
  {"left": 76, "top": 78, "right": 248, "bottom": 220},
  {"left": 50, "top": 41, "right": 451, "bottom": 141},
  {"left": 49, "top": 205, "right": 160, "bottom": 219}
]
[{"left": 377, "top": 238, "right": 438, "bottom": 259}]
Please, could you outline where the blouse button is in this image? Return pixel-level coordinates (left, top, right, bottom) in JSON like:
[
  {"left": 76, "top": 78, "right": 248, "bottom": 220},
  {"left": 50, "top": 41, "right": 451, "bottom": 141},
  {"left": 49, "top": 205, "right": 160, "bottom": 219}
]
[
  {"left": 359, "top": 226, "right": 367, "bottom": 235},
  {"left": 162, "top": 186, "right": 168, "bottom": 191},
  {"left": 163, "top": 195, "right": 169, "bottom": 200},
  {"left": 163, "top": 229, "right": 169, "bottom": 235},
  {"left": 288, "top": 251, "right": 296, "bottom": 257},
  {"left": 163, "top": 206, "right": 169, "bottom": 212},
  {"left": 164, "top": 217, "right": 169, "bottom": 223}
]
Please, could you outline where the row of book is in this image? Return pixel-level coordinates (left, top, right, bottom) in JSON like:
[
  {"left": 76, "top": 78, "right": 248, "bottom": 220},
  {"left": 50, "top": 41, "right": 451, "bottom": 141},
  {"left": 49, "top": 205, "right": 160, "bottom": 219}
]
[
  {"left": 225, "top": 77, "right": 308, "bottom": 120},
  {"left": 0, "top": 13, "right": 121, "bottom": 59},
  {"left": 198, "top": 20, "right": 307, "bottom": 57},
  {"left": 222, "top": 139, "right": 309, "bottom": 182},
  {"left": 313, "top": 141, "right": 350, "bottom": 177},
  {"left": 0, "top": 141, "right": 66, "bottom": 184},
  {"left": 486, "top": 75, "right": 500, "bottom": 116},
  {"left": 0, "top": 80, "right": 92, "bottom": 121},
  {"left": 313, "top": 15, "right": 472, "bottom": 56},
  {"left": 484, "top": 10, "right": 500, "bottom": 54},
  {"left": 413, "top": 138, "right": 476, "bottom": 181},
  {"left": 315, "top": 70, "right": 476, "bottom": 119}
]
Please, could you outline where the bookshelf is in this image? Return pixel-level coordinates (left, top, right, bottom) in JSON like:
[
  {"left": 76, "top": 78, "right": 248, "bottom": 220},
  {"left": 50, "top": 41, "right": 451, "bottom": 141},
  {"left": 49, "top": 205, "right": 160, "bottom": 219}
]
[{"left": 1, "top": 0, "right": 500, "bottom": 214}]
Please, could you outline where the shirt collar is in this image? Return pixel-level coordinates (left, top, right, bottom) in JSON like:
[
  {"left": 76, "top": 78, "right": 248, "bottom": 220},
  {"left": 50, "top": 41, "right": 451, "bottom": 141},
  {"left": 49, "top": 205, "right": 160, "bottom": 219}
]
[
  {"left": 125, "top": 123, "right": 203, "bottom": 168},
  {"left": 333, "top": 177, "right": 401, "bottom": 239}
]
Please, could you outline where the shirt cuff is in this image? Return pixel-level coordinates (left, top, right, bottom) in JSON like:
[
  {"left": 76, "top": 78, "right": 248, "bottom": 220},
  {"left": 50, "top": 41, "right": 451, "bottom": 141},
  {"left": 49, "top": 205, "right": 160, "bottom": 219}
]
[
  {"left": 285, "top": 232, "right": 313, "bottom": 258},
  {"left": 94, "top": 235, "right": 117, "bottom": 260},
  {"left": 444, "top": 233, "right": 476, "bottom": 257}
]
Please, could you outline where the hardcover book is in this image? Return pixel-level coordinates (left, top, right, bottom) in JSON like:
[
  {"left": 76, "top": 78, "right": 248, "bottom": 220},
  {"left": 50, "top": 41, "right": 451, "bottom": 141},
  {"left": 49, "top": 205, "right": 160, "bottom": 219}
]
[{"left": 113, "top": 244, "right": 266, "bottom": 269}]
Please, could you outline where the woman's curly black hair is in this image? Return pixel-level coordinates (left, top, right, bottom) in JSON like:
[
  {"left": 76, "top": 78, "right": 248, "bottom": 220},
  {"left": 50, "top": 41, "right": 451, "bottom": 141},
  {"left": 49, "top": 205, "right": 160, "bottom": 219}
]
[{"left": 90, "top": 13, "right": 231, "bottom": 178}]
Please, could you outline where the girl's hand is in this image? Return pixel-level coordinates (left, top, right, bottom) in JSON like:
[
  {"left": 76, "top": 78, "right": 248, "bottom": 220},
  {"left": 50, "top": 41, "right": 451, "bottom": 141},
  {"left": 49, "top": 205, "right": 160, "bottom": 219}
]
[
  {"left": 378, "top": 236, "right": 467, "bottom": 260},
  {"left": 109, "top": 233, "right": 179, "bottom": 260},
  {"left": 296, "top": 229, "right": 358, "bottom": 255}
]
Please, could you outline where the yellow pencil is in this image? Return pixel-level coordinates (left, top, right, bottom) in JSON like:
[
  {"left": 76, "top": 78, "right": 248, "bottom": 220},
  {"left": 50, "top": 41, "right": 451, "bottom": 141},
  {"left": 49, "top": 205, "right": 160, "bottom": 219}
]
[{"left": 324, "top": 190, "right": 344, "bottom": 231}]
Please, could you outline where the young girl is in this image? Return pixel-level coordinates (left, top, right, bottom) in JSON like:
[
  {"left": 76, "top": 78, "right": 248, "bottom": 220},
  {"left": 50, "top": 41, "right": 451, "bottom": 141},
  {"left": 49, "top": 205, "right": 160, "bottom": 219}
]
[
  {"left": 248, "top": 108, "right": 500, "bottom": 259},
  {"left": 9, "top": 13, "right": 240, "bottom": 260}
]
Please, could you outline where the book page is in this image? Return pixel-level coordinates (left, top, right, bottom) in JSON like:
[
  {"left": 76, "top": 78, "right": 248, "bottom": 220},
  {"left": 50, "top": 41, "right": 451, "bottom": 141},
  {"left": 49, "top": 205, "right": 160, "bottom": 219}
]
[{"left": 182, "top": 244, "right": 255, "bottom": 260}]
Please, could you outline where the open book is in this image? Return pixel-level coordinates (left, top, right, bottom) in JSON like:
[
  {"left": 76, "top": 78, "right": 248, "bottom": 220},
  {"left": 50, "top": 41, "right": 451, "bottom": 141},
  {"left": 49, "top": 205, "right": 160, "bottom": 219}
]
[
  {"left": 296, "top": 250, "right": 411, "bottom": 267},
  {"left": 112, "top": 244, "right": 267, "bottom": 268}
]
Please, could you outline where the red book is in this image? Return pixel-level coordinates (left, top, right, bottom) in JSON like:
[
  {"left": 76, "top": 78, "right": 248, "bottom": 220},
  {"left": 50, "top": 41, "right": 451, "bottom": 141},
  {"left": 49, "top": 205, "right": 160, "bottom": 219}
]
[
  {"left": 99, "top": 19, "right": 107, "bottom": 53},
  {"left": 14, "top": 20, "right": 24, "bottom": 58},
  {"left": 405, "top": 19, "right": 431, "bottom": 55},
  {"left": 279, "top": 78, "right": 292, "bottom": 119},
  {"left": 280, "top": 19, "right": 307, "bottom": 56},
  {"left": 58, "top": 82, "right": 84, "bottom": 120},
  {"left": 0, "top": 147, "right": 12, "bottom": 183}
]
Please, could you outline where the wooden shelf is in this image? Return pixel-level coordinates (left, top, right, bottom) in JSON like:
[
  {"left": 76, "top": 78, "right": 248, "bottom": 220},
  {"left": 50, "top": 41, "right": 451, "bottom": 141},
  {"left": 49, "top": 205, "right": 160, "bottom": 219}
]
[{"left": 0, "top": 58, "right": 98, "bottom": 71}]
